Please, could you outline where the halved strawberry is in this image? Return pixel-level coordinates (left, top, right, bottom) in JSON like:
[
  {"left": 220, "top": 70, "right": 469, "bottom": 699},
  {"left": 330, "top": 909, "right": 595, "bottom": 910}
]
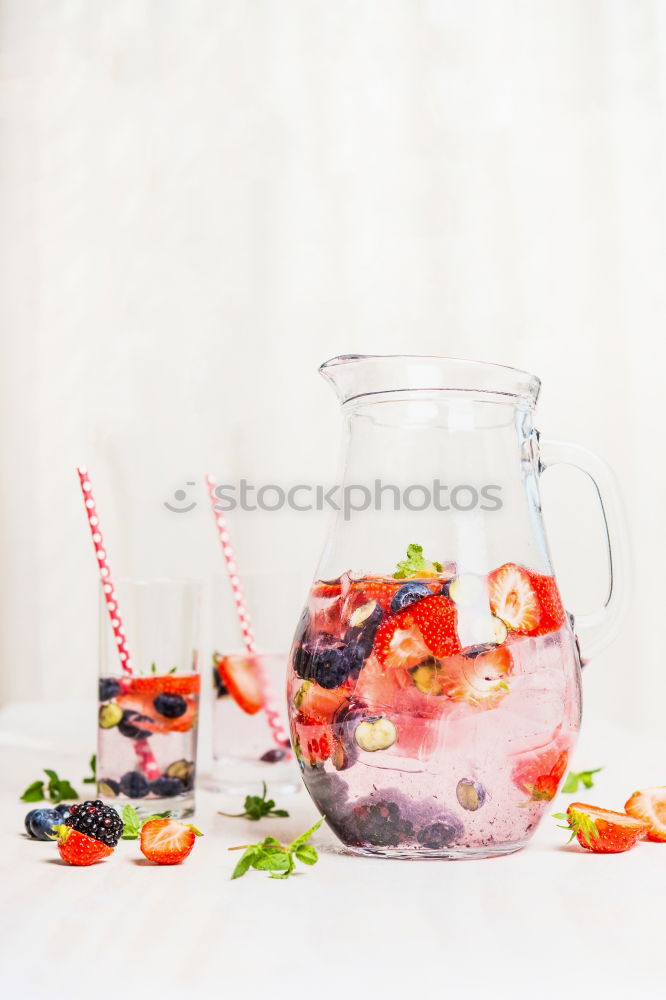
[
  {"left": 296, "top": 682, "right": 350, "bottom": 723},
  {"left": 624, "top": 786, "right": 666, "bottom": 842},
  {"left": 438, "top": 645, "right": 513, "bottom": 709},
  {"left": 563, "top": 803, "right": 649, "bottom": 853},
  {"left": 373, "top": 596, "right": 460, "bottom": 668},
  {"left": 217, "top": 656, "right": 264, "bottom": 715},
  {"left": 488, "top": 563, "right": 539, "bottom": 633},
  {"left": 57, "top": 826, "right": 114, "bottom": 866},
  {"left": 140, "top": 818, "right": 202, "bottom": 865},
  {"left": 528, "top": 572, "right": 566, "bottom": 636},
  {"left": 512, "top": 745, "right": 569, "bottom": 802}
]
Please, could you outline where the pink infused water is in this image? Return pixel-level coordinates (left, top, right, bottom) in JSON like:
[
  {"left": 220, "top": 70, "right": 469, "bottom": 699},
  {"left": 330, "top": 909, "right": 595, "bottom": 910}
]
[{"left": 287, "top": 566, "right": 582, "bottom": 858}]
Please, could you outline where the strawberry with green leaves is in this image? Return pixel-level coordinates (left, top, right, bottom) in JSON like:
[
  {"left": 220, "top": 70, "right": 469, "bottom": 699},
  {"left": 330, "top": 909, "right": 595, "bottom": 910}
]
[{"left": 555, "top": 803, "right": 650, "bottom": 853}]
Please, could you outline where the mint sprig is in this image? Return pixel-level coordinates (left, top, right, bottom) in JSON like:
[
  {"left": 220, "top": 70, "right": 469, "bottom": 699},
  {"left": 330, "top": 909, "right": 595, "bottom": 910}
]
[
  {"left": 82, "top": 754, "right": 97, "bottom": 785},
  {"left": 229, "top": 817, "right": 324, "bottom": 880},
  {"left": 120, "top": 804, "right": 174, "bottom": 839},
  {"left": 20, "top": 769, "right": 79, "bottom": 804},
  {"left": 218, "top": 782, "right": 289, "bottom": 821},
  {"left": 561, "top": 768, "right": 603, "bottom": 794},
  {"left": 394, "top": 544, "right": 443, "bottom": 580}
]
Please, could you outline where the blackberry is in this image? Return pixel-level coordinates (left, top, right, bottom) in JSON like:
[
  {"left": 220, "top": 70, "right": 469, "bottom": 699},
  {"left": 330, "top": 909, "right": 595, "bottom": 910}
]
[
  {"left": 351, "top": 800, "right": 414, "bottom": 847},
  {"left": 64, "top": 800, "right": 124, "bottom": 847},
  {"left": 99, "top": 677, "right": 121, "bottom": 701},
  {"left": 153, "top": 693, "right": 187, "bottom": 719},
  {"left": 417, "top": 816, "right": 464, "bottom": 849}
]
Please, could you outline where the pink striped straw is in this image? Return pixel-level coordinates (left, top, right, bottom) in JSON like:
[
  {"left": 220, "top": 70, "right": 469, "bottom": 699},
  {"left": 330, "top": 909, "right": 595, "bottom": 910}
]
[
  {"left": 77, "top": 467, "right": 132, "bottom": 675},
  {"left": 205, "top": 474, "right": 289, "bottom": 751}
]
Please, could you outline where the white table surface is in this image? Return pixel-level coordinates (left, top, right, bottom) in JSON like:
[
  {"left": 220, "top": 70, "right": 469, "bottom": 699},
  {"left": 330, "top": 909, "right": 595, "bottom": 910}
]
[{"left": 1, "top": 701, "right": 664, "bottom": 1000}]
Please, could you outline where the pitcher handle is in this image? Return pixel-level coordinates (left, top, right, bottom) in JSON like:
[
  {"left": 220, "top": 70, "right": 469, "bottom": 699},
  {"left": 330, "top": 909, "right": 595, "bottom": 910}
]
[{"left": 538, "top": 439, "right": 631, "bottom": 661}]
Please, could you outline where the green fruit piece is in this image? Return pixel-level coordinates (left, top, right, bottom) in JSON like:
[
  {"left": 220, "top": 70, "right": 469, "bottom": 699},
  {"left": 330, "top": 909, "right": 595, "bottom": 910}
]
[
  {"left": 165, "top": 759, "right": 194, "bottom": 782},
  {"left": 354, "top": 717, "right": 397, "bottom": 752},
  {"left": 99, "top": 703, "right": 123, "bottom": 729},
  {"left": 349, "top": 600, "right": 379, "bottom": 628},
  {"left": 492, "top": 615, "right": 508, "bottom": 644},
  {"left": 410, "top": 660, "right": 444, "bottom": 696},
  {"left": 293, "top": 681, "right": 312, "bottom": 710}
]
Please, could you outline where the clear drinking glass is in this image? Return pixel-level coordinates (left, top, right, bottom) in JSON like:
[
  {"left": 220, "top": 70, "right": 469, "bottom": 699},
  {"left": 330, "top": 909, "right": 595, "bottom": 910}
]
[
  {"left": 209, "top": 572, "right": 303, "bottom": 794},
  {"left": 97, "top": 578, "right": 202, "bottom": 817}
]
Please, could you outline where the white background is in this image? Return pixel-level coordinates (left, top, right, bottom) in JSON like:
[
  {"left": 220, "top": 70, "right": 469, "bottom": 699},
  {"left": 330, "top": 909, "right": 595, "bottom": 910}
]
[{"left": 2, "top": 0, "right": 666, "bottom": 742}]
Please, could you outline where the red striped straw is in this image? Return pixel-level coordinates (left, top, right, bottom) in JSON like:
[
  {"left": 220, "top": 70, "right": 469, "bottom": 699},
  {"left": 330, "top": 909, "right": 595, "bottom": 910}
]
[
  {"left": 77, "top": 467, "right": 132, "bottom": 675},
  {"left": 205, "top": 474, "right": 289, "bottom": 751}
]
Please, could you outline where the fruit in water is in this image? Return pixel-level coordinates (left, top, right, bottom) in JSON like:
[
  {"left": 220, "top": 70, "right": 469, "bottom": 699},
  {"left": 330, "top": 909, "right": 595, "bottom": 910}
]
[
  {"left": 390, "top": 582, "right": 433, "bottom": 613},
  {"left": 448, "top": 573, "right": 486, "bottom": 608},
  {"left": 349, "top": 599, "right": 382, "bottom": 628},
  {"left": 99, "top": 678, "right": 121, "bottom": 701},
  {"left": 153, "top": 693, "right": 188, "bottom": 719},
  {"left": 99, "top": 702, "right": 123, "bottom": 728},
  {"left": 118, "top": 710, "right": 153, "bottom": 740},
  {"left": 260, "top": 748, "right": 289, "bottom": 763},
  {"left": 417, "top": 815, "right": 464, "bottom": 848},
  {"left": 25, "top": 807, "right": 62, "bottom": 841},
  {"left": 98, "top": 779, "right": 120, "bottom": 797},
  {"left": 565, "top": 803, "right": 650, "bottom": 853},
  {"left": 528, "top": 572, "right": 566, "bottom": 635},
  {"left": 140, "top": 818, "right": 202, "bottom": 864},
  {"left": 150, "top": 776, "right": 185, "bottom": 797},
  {"left": 354, "top": 717, "right": 397, "bottom": 752},
  {"left": 291, "top": 713, "right": 333, "bottom": 766},
  {"left": 512, "top": 746, "right": 569, "bottom": 802},
  {"left": 57, "top": 826, "right": 114, "bottom": 866},
  {"left": 63, "top": 800, "right": 124, "bottom": 847},
  {"left": 624, "top": 786, "right": 666, "bottom": 842},
  {"left": 216, "top": 657, "right": 264, "bottom": 715},
  {"left": 165, "top": 759, "right": 195, "bottom": 786},
  {"left": 438, "top": 646, "right": 513, "bottom": 709},
  {"left": 119, "top": 771, "right": 150, "bottom": 798},
  {"left": 212, "top": 663, "right": 229, "bottom": 698},
  {"left": 296, "top": 682, "right": 350, "bottom": 722},
  {"left": 456, "top": 778, "right": 487, "bottom": 811},
  {"left": 373, "top": 596, "right": 461, "bottom": 668},
  {"left": 410, "top": 660, "right": 445, "bottom": 695},
  {"left": 350, "top": 800, "right": 414, "bottom": 847},
  {"left": 130, "top": 675, "right": 200, "bottom": 695},
  {"left": 488, "top": 563, "right": 539, "bottom": 633}
]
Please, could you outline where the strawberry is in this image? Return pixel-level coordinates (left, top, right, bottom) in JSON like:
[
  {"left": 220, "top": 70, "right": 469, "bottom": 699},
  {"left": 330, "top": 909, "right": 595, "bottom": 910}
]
[
  {"left": 312, "top": 579, "right": 343, "bottom": 599},
  {"left": 290, "top": 712, "right": 333, "bottom": 766},
  {"left": 563, "top": 803, "right": 650, "bottom": 853},
  {"left": 295, "top": 681, "right": 350, "bottom": 723},
  {"left": 512, "top": 745, "right": 570, "bottom": 802},
  {"left": 57, "top": 826, "right": 114, "bottom": 866},
  {"left": 116, "top": 692, "right": 198, "bottom": 734},
  {"left": 373, "top": 596, "right": 460, "bottom": 668},
  {"left": 438, "top": 645, "right": 513, "bottom": 709},
  {"left": 347, "top": 577, "right": 404, "bottom": 614},
  {"left": 140, "top": 818, "right": 202, "bottom": 865},
  {"left": 527, "top": 572, "right": 566, "bottom": 636},
  {"left": 217, "top": 656, "right": 264, "bottom": 715},
  {"left": 624, "top": 786, "right": 666, "bottom": 842},
  {"left": 130, "top": 675, "right": 200, "bottom": 696},
  {"left": 488, "top": 563, "right": 539, "bottom": 633}
]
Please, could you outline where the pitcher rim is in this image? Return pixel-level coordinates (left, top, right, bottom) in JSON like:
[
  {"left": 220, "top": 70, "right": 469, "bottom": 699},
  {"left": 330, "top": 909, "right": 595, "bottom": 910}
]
[{"left": 319, "top": 354, "right": 541, "bottom": 405}]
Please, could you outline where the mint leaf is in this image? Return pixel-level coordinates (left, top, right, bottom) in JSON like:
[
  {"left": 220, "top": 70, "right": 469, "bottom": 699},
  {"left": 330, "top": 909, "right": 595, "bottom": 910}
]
[
  {"left": 394, "top": 543, "right": 443, "bottom": 580},
  {"left": 561, "top": 768, "right": 603, "bottom": 794},
  {"left": 20, "top": 780, "right": 45, "bottom": 803},
  {"left": 253, "top": 850, "right": 292, "bottom": 871},
  {"left": 294, "top": 844, "right": 318, "bottom": 865},
  {"left": 229, "top": 817, "right": 323, "bottom": 880},
  {"left": 231, "top": 847, "right": 259, "bottom": 880},
  {"left": 121, "top": 804, "right": 142, "bottom": 839},
  {"left": 82, "top": 754, "right": 97, "bottom": 785},
  {"left": 289, "top": 816, "right": 324, "bottom": 852},
  {"left": 218, "top": 782, "right": 290, "bottom": 821}
]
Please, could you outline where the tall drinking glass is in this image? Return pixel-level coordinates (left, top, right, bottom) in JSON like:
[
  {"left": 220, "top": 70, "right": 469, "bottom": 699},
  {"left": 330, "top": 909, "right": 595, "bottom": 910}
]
[{"left": 97, "top": 578, "right": 202, "bottom": 817}]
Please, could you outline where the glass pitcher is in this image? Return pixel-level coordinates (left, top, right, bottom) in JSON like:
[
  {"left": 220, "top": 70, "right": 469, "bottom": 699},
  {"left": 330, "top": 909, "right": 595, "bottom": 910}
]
[{"left": 287, "top": 355, "right": 628, "bottom": 859}]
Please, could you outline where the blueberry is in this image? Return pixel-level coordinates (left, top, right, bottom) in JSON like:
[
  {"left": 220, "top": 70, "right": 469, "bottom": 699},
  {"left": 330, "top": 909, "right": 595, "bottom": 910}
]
[
  {"left": 54, "top": 803, "right": 72, "bottom": 821},
  {"left": 98, "top": 778, "right": 120, "bottom": 796},
  {"left": 153, "top": 693, "right": 187, "bottom": 719},
  {"left": 119, "top": 771, "right": 150, "bottom": 798},
  {"left": 456, "top": 778, "right": 486, "bottom": 811},
  {"left": 417, "top": 816, "right": 464, "bottom": 849},
  {"left": 212, "top": 666, "right": 229, "bottom": 698},
  {"left": 24, "top": 809, "right": 38, "bottom": 836},
  {"left": 99, "top": 677, "right": 121, "bottom": 701},
  {"left": 310, "top": 645, "right": 349, "bottom": 689},
  {"left": 150, "top": 776, "right": 185, "bottom": 797},
  {"left": 391, "top": 582, "right": 432, "bottom": 613},
  {"left": 260, "top": 748, "right": 288, "bottom": 763},
  {"left": 118, "top": 710, "right": 153, "bottom": 740},
  {"left": 28, "top": 808, "right": 62, "bottom": 841},
  {"left": 165, "top": 759, "right": 195, "bottom": 788}
]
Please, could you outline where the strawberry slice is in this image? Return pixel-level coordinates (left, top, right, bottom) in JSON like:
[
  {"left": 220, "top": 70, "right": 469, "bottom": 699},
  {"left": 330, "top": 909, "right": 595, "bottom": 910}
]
[
  {"left": 291, "top": 712, "right": 333, "bottom": 766},
  {"left": 295, "top": 681, "right": 350, "bottom": 723},
  {"left": 217, "top": 656, "right": 265, "bottom": 715},
  {"left": 624, "top": 786, "right": 666, "bottom": 842},
  {"left": 373, "top": 596, "right": 461, "bottom": 668},
  {"left": 564, "top": 802, "right": 650, "bottom": 853},
  {"left": 528, "top": 572, "right": 566, "bottom": 635},
  {"left": 488, "top": 563, "right": 539, "bottom": 633},
  {"left": 312, "top": 579, "right": 343, "bottom": 598},
  {"left": 130, "top": 675, "right": 200, "bottom": 696},
  {"left": 438, "top": 646, "right": 513, "bottom": 709},
  {"left": 512, "top": 745, "right": 570, "bottom": 802},
  {"left": 347, "top": 577, "right": 405, "bottom": 614},
  {"left": 140, "top": 818, "right": 202, "bottom": 865}
]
